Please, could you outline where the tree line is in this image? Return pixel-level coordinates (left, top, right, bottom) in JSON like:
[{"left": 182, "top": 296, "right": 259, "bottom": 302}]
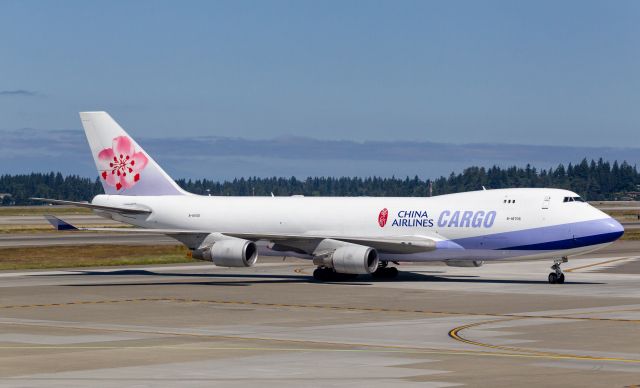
[{"left": 1, "top": 159, "right": 638, "bottom": 205}]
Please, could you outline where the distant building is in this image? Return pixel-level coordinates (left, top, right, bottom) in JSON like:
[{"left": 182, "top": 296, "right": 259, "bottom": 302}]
[
  {"left": 0, "top": 193, "right": 13, "bottom": 205},
  {"left": 615, "top": 191, "right": 640, "bottom": 201}
]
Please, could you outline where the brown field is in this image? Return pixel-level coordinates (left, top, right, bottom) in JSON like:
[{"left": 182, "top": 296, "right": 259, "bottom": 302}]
[
  {"left": 621, "top": 229, "right": 640, "bottom": 241},
  {"left": 0, "top": 244, "right": 193, "bottom": 270}
]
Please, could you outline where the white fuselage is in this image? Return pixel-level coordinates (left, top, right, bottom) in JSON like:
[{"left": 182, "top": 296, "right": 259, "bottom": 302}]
[{"left": 92, "top": 187, "right": 624, "bottom": 263}]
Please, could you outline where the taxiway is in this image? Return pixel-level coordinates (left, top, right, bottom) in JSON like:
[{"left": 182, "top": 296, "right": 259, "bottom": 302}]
[{"left": 1, "top": 242, "right": 640, "bottom": 387}]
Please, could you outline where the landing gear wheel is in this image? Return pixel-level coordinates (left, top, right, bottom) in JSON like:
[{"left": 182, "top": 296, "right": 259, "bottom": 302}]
[
  {"left": 372, "top": 266, "right": 399, "bottom": 279},
  {"left": 312, "top": 267, "right": 358, "bottom": 282},
  {"left": 313, "top": 267, "right": 332, "bottom": 281},
  {"left": 548, "top": 257, "right": 567, "bottom": 284},
  {"left": 385, "top": 267, "right": 399, "bottom": 278}
]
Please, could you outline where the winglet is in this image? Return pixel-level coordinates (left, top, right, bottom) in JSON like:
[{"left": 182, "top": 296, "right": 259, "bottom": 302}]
[{"left": 44, "top": 215, "right": 79, "bottom": 231}]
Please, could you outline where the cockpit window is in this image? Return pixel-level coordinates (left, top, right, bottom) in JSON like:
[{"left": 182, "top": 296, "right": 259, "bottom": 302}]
[{"left": 563, "top": 196, "right": 585, "bottom": 203}]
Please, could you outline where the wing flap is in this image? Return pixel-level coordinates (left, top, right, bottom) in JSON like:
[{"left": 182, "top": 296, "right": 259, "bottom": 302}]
[
  {"left": 225, "top": 232, "right": 437, "bottom": 254},
  {"left": 44, "top": 220, "right": 437, "bottom": 254}
]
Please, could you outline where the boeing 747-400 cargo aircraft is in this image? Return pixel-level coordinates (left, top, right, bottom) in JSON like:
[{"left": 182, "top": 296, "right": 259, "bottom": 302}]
[{"left": 36, "top": 112, "right": 624, "bottom": 283}]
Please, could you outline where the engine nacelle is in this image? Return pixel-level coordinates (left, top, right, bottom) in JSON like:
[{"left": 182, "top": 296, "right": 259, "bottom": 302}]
[
  {"left": 445, "top": 260, "right": 484, "bottom": 267},
  {"left": 211, "top": 239, "right": 258, "bottom": 267},
  {"left": 314, "top": 245, "right": 379, "bottom": 274},
  {"left": 192, "top": 238, "right": 258, "bottom": 267}
]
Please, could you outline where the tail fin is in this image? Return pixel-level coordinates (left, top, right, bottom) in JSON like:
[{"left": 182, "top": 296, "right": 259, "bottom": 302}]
[{"left": 80, "top": 111, "right": 187, "bottom": 196}]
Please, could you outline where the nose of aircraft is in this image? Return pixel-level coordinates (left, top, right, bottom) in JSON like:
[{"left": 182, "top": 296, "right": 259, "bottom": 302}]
[
  {"left": 601, "top": 217, "right": 625, "bottom": 243},
  {"left": 574, "top": 209, "right": 625, "bottom": 247}
]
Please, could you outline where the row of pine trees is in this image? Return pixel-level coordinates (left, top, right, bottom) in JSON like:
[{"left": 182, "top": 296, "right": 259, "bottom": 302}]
[{"left": 1, "top": 159, "right": 638, "bottom": 205}]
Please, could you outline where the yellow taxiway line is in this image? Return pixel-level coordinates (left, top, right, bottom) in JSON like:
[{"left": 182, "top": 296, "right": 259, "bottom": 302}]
[{"left": 566, "top": 256, "right": 635, "bottom": 272}]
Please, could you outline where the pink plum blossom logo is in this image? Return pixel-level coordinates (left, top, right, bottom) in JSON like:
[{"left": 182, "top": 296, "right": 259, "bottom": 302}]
[
  {"left": 378, "top": 208, "right": 389, "bottom": 227},
  {"left": 97, "top": 136, "right": 149, "bottom": 191}
]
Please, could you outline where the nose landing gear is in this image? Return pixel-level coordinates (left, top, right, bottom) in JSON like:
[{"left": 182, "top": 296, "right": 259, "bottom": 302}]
[{"left": 548, "top": 257, "right": 567, "bottom": 284}]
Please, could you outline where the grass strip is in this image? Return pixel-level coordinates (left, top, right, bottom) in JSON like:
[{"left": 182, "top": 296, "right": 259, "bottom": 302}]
[
  {"left": 621, "top": 229, "right": 640, "bottom": 241},
  {"left": 0, "top": 244, "right": 193, "bottom": 270},
  {"left": 0, "top": 206, "right": 92, "bottom": 216}
]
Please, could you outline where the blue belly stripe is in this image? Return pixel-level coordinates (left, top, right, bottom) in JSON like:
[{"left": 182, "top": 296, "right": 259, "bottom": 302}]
[
  {"left": 499, "top": 231, "right": 624, "bottom": 250},
  {"left": 448, "top": 218, "right": 623, "bottom": 251}
]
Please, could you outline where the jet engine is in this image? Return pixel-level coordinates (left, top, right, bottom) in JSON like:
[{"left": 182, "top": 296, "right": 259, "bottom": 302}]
[
  {"left": 445, "top": 260, "right": 484, "bottom": 267},
  {"left": 192, "top": 238, "right": 258, "bottom": 267},
  {"left": 313, "top": 245, "right": 379, "bottom": 274}
]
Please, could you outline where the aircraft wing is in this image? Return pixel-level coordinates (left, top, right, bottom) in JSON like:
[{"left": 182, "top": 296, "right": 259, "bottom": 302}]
[
  {"left": 43, "top": 216, "right": 436, "bottom": 254},
  {"left": 31, "top": 198, "right": 152, "bottom": 215},
  {"left": 225, "top": 232, "right": 437, "bottom": 254}
]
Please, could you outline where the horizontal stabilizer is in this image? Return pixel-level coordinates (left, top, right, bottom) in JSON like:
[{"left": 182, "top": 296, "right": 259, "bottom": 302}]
[
  {"left": 44, "top": 215, "right": 78, "bottom": 231},
  {"left": 30, "top": 198, "right": 151, "bottom": 215}
]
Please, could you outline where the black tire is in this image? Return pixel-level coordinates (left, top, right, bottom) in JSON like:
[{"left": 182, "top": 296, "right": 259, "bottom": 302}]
[
  {"left": 557, "top": 273, "right": 565, "bottom": 284},
  {"left": 372, "top": 270, "right": 385, "bottom": 279},
  {"left": 372, "top": 267, "right": 399, "bottom": 279},
  {"left": 384, "top": 267, "right": 399, "bottom": 278},
  {"left": 313, "top": 268, "right": 358, "bottom": 282},
  {"left": 336, "top": 273, "right": 359, "bottom": 281},
  {"left": 548, "top": 272, "right": 558, "bottom": 284},
  {"left": 313, "top": 268, "right": 331, "bottom": 281}
]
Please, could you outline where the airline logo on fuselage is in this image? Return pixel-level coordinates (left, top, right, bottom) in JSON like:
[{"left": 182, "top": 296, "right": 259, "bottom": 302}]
[
  {"left": 378, "top": 209, "right": 497, "bottom": 228},
  {"left": 378, "top": 208, "right": 389, "bottom": 227}
]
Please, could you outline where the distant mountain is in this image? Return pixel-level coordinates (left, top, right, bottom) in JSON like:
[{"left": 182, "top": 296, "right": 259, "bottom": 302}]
[{"left": 1, "top": 129, "right": 639, "bottom": 180}]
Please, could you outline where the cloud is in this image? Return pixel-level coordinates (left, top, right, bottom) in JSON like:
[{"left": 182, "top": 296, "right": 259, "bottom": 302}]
[{"left": 0, "top": 89, "right": 38, "bottom": 96}]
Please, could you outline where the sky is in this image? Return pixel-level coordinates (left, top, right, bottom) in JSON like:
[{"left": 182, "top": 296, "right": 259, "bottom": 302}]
[{"left": 1, "top": 0, "right": 639, "bottom": 179}]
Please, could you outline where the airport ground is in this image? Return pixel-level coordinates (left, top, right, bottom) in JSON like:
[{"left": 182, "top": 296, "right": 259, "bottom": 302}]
[{"left": 1, "top": 206, "right": 640, "bottom": 386}]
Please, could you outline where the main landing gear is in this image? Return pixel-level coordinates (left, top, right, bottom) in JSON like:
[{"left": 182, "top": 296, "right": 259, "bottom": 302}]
[
  {"left": 312, "top": 261, "right": 399, "bottom": 281},
  {"left": 372, "top": 261, "right": 399, "bottom": 279},
  {"left": 548, "top": 257, "right": 567, "bottom": 284},
  {"left": 312, "top": 267, "right": 358, "bottom": 281}
]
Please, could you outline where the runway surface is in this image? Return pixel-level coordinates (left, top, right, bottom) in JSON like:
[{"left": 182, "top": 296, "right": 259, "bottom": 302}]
[{"left": 2, "top": 243, "right": 640, "bottom": 387}]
